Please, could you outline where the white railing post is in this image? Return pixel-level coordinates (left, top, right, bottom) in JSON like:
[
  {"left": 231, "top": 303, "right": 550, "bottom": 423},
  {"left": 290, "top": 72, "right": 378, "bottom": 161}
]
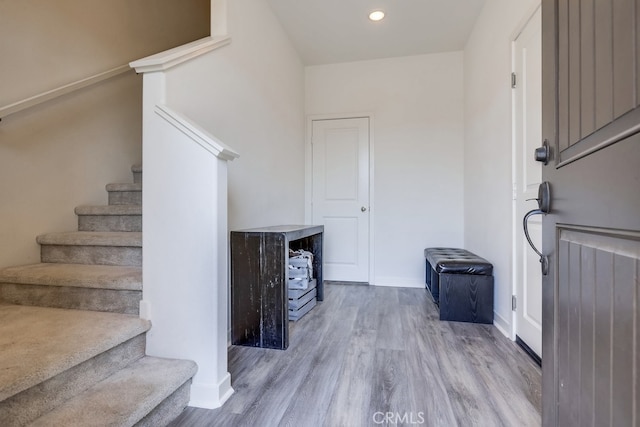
[{"left": 130, "top": 36, "right": 237, "bottom": 409}]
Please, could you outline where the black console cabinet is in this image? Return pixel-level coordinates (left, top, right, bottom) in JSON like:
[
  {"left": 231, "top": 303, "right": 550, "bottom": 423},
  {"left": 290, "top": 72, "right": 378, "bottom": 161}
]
[{"left": 231, "top": 225, "right": 323, "bottom": 350}]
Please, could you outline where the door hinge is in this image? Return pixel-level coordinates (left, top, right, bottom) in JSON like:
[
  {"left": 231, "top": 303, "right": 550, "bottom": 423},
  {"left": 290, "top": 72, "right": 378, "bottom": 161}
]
[
  {"left": 511, "top": 72, "right": 517, "bottom": 88},
  {"left": 512, "top": 295, "right": 517, "bottom": 311}
]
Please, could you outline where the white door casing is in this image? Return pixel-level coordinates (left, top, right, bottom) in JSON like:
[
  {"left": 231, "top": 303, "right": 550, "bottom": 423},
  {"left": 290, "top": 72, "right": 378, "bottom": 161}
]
[
  {"left": 310, "top": 117, "right": 370, "bottom": 283},
  {"left": 513, "top": 7, "right": 543, "bottom": 358}
]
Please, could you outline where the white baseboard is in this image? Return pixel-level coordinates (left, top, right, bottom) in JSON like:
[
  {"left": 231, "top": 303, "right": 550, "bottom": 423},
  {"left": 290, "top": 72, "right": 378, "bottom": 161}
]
[
  {"left": 139, "top": 299, "right": 151, "bottom": 320},
  {"left": 373, "top": 276, "right": 425, "bottom": 289},
  {"left": 493, "top": 311, "right": 512, "bottom": 339},
  {"left": 188, "top": 372, "right": 234, "bottom": 409}
]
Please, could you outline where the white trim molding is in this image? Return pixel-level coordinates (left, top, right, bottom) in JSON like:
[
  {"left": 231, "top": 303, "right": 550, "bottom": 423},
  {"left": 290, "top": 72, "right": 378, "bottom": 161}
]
[
  {"left": 129, "top": 36, "right": 230, "bottom": 74},
  {"left": 154, "top": 105, "right": 239, "bottom": 161},
  {"left": 211, "top": 0, "right": 228, "bottom": 37},
  {"left": 373, "top": 277, "right": 424, "bottom": 289},
  {"left": 189, "top": 373, "right": 233, "bottom": 409},
  {"left": 493, "top": 311, "right": 512, "bottom": 338}
]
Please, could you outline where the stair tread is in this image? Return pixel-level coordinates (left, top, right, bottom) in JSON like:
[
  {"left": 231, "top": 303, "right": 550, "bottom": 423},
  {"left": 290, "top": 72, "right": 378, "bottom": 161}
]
[
  {"left": 105, "top": 183, "right": 142, "bottom": 192},
  {"left": 36, "top": 231, "right": 142, "bottom": 247},
  {"left": 30, "top": 356, "right": 196, "bottom": 427},
  {"left": 0, "top": 263, "right": 141, "bottom": 290},
  {"left": 0, "top": 304, "right": 150, "bottom": 401},
  {"left": 75, "top": 205, "right": 142, "bottom": 216}
]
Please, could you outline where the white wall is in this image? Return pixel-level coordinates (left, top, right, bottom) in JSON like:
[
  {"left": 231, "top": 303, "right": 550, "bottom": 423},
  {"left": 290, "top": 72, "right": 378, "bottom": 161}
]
[
  {"left": 0, "top": 0, "right": 209, "bottom": 269},
  {"left": 463, "top": 0, "right": 540, "bottom": 335},
  {"left": 0, "top": 74, "right": 143, "bottom": 269},
  {"left": 166, "top": 0, "right": 306, "bottom": 231},
  {"left": 0, "top": 0, "right": 209, "bottom": 107},
  {"left": 306, "top": 52, "right": 465, "bottom": 288}
]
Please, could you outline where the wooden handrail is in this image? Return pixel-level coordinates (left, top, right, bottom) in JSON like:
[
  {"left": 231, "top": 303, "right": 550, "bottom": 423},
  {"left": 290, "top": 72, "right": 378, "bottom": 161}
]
[{"left": 0, "top": 64, "right": 131, "bottom": 120}]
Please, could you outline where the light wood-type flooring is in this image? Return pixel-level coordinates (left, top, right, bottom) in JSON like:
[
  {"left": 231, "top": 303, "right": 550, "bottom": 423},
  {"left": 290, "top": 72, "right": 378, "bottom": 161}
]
[{"left": 169, "top": 282, "right": 541, "bottom": 427}]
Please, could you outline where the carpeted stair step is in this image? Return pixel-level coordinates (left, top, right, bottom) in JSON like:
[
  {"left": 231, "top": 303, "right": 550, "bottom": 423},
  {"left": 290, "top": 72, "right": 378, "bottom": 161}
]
[
  {"left": 0, "top": 263, "right": 142, "bottom": 314},
  {"left": 75, "top": 205, "right": 142, "bottom": 232},
  {"left": 132, "top": 164, "right": 142, "bottom": 184},
  {"left": 0, "top": 163, "right": 196, "bottom": 426},
  {"left": 37, "top": 231, "right": 142, "bottom": 266},
  {"left": 107, "top": 183, "right": 142, "bottom": 206},
  {"left": 29, "top": 356, "right": 197, "bottom": 427},
  {"left": 0, "top": 304, "right": 150, "bottom": 426}
]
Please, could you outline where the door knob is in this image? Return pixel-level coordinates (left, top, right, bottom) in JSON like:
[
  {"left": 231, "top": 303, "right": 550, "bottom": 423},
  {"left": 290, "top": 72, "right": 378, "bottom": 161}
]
[
  {"left": 361, "top": 206, "right": 367, "bottom": 212},
  {"left": 534, "top": 140, "right": 550, "bottom": 165},
  {"left": 523, "top": 182, "right": 550, "bottom": 275}
]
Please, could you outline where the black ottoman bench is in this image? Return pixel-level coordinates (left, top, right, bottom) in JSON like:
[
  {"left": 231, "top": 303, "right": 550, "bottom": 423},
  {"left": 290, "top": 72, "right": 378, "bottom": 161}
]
[{"left": 424, "top": 247, "right": 494, "bottom": 324}]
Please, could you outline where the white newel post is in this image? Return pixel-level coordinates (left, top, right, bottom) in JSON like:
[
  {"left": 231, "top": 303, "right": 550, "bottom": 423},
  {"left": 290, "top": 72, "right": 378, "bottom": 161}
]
[{"left": 130, "top": 36, "right": 236, "bottom": 409}]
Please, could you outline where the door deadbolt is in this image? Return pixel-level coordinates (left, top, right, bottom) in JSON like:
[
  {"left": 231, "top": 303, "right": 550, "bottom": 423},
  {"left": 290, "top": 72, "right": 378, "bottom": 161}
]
[
  {"left": 534, "top": 140, "right": 551, "bottom": 165},
  {"left": 361, "top": 206, "right": 367, "bottom": 212}
]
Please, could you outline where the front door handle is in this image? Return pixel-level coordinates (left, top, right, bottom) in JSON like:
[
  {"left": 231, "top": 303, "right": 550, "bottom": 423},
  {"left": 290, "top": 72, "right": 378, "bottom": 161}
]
[{"left": 523, "top": 182, "right": 550, "bottom": 275}]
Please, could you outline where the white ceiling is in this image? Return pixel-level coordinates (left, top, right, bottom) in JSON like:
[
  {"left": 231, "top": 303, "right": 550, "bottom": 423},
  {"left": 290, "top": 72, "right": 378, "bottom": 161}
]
[{"left": 266, "top": 0, "right": 486, "bottom": 65}]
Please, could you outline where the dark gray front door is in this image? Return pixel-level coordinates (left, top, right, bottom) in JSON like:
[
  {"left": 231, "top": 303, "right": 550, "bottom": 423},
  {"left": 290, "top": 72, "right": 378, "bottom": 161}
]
[{"left": 542, "top": 0, "right": 640, "bottom": 426}]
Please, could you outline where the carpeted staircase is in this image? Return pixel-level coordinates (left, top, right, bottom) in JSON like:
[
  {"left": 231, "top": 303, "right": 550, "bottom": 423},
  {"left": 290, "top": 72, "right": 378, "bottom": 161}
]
[{"left": 0, "top": 165, "right": 197, "bottom": 426}]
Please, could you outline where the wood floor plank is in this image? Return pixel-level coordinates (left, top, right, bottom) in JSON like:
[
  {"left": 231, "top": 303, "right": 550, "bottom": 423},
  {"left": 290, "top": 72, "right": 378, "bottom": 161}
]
[
  {"left": 476, "top": 325, "right": 542, "bottom": 411},
  {"left": 335, "top": 281, "right": 371, "bottom": 308},
  {"left": 222, "top": 292, "right": 338, "bottom": 417},
  {"left": 279, "top": 307, "right": 358, "bottom": 426},
  {"left": 429, "top": 323, "right": 507, "bottom": 426},
  {"left": 401, "top": 305, "right": 459, "bottom": 427},
  {"left": 218, "top": 347, "right": 277, "bottom": 415},
  {"left": 170, "top": 406, "right": 243, "bottom": 426},
  {"left": 231, "top": 288, "right": 346, "bottom": 426},
  {"left": 323, "top": 328, "right": 377, "bottom": 427},
  {"left": 367, "top": 349, "right": 411, "bottom": 419},
  {"left": 398, "top": 287, "right": 426, "bottom": 306},
  {"left": 375, "top": 288, "right": 405, "bottom": 350},
  {"left": 457, "top": 333, "right": 540, "bottom": 426},
  {"left": 350, "top": 284, "right": 380, "bottom": 331},
  {"left": 168, "top": 284, "right": 541, "bottom": 427},
  {"left": 210, "top": 286, "right": 342, "bottom": 425}
]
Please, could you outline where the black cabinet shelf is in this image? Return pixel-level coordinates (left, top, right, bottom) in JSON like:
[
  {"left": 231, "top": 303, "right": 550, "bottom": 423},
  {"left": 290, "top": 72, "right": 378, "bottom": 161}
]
[{"left": 230, "top": 225, "right": 324, "bottom": 350}]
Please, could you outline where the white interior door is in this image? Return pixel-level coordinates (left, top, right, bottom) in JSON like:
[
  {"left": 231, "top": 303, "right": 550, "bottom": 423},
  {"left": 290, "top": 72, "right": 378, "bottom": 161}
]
[
  {"left": 311, "top": 117, "right": 370, "bottom": 283},
  {"left": 513, "top": 7, "right": 542, "bottom": 358}
]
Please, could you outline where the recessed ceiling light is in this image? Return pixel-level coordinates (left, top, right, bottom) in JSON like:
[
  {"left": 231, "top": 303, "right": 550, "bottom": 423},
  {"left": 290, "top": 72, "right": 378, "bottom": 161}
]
[{"left": 369, "top": 10, "right": 385, "bottom": 22}]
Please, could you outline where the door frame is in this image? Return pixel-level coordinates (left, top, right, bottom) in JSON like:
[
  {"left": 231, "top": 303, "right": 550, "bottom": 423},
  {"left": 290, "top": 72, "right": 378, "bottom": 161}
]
[
  {"left": 305, "top": 113, "right": 375, "bottom": 284},
  {"left": 510, "top": 2, "right": 542, "bottom": 342}
]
